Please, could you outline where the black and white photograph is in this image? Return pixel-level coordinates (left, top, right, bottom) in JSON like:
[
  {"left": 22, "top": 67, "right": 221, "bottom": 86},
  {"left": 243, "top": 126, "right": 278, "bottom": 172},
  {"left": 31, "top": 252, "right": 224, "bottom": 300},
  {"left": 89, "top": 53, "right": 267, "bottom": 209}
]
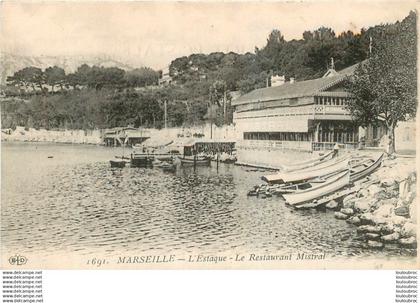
[{"left": 0, "top": 1, "right": 418, "bottom": 269}]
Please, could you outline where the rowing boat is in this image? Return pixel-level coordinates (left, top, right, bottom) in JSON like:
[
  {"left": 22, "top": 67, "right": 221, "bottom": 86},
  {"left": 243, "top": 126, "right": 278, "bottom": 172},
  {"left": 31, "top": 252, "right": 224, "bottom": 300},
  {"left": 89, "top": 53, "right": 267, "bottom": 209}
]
[
  {"left": 281, "top": 150, "right": 334, "bottom": 172},
  {"left": 294, "top": 186, "right": 358, "bottom": 209},
  {"left": 262, "top": 156, "right": 350, "bottom": 184},
  {"left": 350, "top": 153, "right": 384, "bottom": 182},
  {"left": 283, "top": 170, "right": 350, "bottom": 207}
]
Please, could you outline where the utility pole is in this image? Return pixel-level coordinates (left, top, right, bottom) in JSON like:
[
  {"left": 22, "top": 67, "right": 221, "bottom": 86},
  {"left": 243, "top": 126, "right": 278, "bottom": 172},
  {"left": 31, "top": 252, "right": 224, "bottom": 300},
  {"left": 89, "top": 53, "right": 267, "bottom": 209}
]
[
  {"left": 369, "top": 36, "right": 373, "bottom": 56},
  {"left": 210, "top": 104, "right": 213, "bottom": 139},
  {"left": 223, "top": 89, "right": 227, "bottom": 125},
  {"left": 164, "top": 99, "right": 167, "bottom": 129}
]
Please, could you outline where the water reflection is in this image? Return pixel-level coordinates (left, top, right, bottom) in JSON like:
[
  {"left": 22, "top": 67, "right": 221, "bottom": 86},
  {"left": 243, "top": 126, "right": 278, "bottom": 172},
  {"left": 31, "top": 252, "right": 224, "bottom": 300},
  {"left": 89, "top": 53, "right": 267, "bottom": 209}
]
[{"left": 1, "top": 142, "right": 415, "bottom": 258}]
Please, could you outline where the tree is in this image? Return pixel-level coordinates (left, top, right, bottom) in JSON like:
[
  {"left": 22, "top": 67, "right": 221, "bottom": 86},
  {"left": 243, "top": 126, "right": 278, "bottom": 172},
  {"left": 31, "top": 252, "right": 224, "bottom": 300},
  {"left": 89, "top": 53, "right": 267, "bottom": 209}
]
[
  {"left": 45, "top": 66, "right": 66, "bottom": 92},
  {"left": 66, "top": 73, "right": 80, "bottom": 90},
  {"left": 345, "top": 12, "right": 416, "bottom": 154},
  {"left": 124, "top": 67, "right": 159, "bottom": 87},
  {"left": 18, "top": 67, "right": 45, "bottom": 92}
]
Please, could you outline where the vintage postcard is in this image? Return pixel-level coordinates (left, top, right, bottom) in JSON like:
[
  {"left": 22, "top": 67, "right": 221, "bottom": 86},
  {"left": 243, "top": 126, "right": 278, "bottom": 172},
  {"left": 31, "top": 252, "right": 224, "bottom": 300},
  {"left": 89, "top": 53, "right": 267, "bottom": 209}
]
[{"left": 0, "top": 1, "right": 418, "bottom": 269}]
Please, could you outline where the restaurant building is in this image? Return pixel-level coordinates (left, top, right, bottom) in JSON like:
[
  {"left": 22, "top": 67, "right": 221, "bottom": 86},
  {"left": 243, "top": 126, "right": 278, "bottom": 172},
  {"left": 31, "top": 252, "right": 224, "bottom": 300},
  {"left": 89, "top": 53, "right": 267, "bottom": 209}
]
[{"left": 232, "top": 63, "right": 366, "bottom": 152}]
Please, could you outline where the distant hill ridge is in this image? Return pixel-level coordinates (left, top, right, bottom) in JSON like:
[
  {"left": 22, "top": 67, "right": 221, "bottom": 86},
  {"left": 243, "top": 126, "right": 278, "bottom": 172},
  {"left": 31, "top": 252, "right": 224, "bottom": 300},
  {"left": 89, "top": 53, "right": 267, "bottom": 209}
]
[{"left": 0, "top": 53, "right": 136, "bottom": 85}]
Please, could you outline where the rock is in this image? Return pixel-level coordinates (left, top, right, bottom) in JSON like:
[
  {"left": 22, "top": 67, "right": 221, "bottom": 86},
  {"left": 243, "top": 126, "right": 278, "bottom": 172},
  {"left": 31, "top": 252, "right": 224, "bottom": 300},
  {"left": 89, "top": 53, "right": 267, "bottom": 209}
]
[
  {"left": 342, "top": 194, "right": 357, "bottom": 208},
  {"left": 368, "top": 184, "right": 384, "bottom": 197},
  {"left": 399, "top": 180, "right": 409, "bottom": 200},
  {"left": 376, "top": 198, "right": 397, "bottom": 207},
  {"left": 341, "top": 208, "right": 354, "bottom": 216},
  {"left": 409, "top": 204, "right": 417, "bottom": 223},
  {"left": 395, "top": 206, "right": 410, "bottom": 217},
  {"left": 334, "top": 212, "right": 349, "bottom": 220},
  {"left": 367, "top": 174, "right": 380, "bottom": 184},
  {"left": 384, "top": 188, "right": 399, "bottom": 199},
  {"left": 401, "top": 222, "right": 417, "bottom": 238},
  {"left": 357, "top": 189, "right": 369, "bottom": 198},
  {"left": 373, "top": 204, "right": 394, "bottom": 218},
  {"left": 342, "top": 199, "right": 356, "bottom": 209},
  {"left": 381, "top": 178, "right": 397, "bottom": 188},
  {"left": 371, "top": 215, "right": 388, "bottom": 225},
  {"left": 381, "top": 223, "right": 396, "bottom": 235},
  {"left": 365, "top": 233, "right": 381, "bottom": 240},
  {"left": 367, "top": 240, "right": 384, "bottom": 249},
  {"left": 406, "top": 192, "right": 416, "bottom": 204},
  {"left": 382, "top": 232, "right": 400, "bottom": 243},
  {"left": 399, "top": 237, "right": 417, "bottom": 248},
  {"left": 354, "top": 199, "right": 372, "bottom": 213},
  {"left": 325, "top": 199, "right": 339, "bottom": 209},
  {"left": 357, "top": 225, "right": 382, "bottom": 234},
  {"left": 390, "top": 215, "right": 408, "bottom": 227},
  {"left": 346, "top": 216, "right": 362, "bottom": 226},
  {"left": 359, "top": 213, "right": 375, "bottom": 225}
]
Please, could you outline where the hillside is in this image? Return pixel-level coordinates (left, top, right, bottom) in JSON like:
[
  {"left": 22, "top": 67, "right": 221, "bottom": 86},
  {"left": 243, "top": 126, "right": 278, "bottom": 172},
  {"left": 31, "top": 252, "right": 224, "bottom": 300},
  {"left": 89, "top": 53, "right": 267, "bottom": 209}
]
[{"left": 0, "top": 53, "right": 135, "bottom": 85}]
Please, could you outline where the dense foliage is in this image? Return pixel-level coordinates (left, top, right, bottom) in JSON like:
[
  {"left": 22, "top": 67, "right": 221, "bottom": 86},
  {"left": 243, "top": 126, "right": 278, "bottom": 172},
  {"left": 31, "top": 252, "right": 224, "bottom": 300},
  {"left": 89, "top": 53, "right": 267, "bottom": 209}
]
[
  {"left": 346, "top": 12, "right": 416, "bottom": 154},
  {"left": 2, "top": 13, "right": 415, "bottom": 131}
]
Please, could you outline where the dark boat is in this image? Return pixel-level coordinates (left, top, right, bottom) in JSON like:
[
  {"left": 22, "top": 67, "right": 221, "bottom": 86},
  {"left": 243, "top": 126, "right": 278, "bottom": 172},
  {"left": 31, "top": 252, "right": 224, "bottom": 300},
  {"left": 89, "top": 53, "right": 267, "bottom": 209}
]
[
  {"left": 130, "top": 155, "right": 154, "bottom": 168},
  {"left": 160, "top": 162, "right": 177, "bottom": 173},
  {"left": 180, "top": 157, "right": 211, "bottom": 167},
  {"left": 110, "top": 160, "right": 126, "bottom": 168}
]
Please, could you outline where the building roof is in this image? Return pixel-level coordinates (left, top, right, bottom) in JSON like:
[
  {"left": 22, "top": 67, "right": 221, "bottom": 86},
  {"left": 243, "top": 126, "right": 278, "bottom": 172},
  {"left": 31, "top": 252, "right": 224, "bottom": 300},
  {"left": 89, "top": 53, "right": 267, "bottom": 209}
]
[{"left": 232, "top": 62, "right": 361, "bottom": 106}]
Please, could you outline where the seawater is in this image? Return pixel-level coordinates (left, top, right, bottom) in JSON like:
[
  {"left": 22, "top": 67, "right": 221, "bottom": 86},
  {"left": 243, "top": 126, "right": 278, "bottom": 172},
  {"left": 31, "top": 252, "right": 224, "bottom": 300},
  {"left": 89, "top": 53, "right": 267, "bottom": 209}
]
[{"left": 1, "top": 142, "right": 415, "bottom": 259}]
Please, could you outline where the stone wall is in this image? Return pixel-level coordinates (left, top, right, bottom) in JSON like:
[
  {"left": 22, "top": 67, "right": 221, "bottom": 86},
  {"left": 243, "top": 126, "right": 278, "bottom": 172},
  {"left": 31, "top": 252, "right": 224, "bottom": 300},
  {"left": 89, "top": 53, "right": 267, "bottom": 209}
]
[{"left": 1, "top": 126, "right": 102, "bottom": 144}]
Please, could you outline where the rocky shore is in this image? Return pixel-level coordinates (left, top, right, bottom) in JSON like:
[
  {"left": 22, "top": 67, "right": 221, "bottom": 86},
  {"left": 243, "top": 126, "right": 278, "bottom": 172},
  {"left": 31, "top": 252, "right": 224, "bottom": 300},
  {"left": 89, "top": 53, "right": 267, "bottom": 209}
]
[{"left": 329, "top": 155, "right": 417, "bottom": 250}]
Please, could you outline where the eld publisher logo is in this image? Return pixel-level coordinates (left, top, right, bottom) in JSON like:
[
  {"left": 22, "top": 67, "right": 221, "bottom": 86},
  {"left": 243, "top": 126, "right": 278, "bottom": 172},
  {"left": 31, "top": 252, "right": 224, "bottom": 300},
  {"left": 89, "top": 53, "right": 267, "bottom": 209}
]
[{"left": 9, "top": 255, "right": 27, "bottom": 266}]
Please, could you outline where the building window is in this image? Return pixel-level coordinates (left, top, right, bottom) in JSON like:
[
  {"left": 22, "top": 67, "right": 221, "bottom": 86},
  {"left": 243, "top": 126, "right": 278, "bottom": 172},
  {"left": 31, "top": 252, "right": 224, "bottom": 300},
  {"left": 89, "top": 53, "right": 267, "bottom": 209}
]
[{"left": 243, "top": 132, "right": 309, "bottom": 142}]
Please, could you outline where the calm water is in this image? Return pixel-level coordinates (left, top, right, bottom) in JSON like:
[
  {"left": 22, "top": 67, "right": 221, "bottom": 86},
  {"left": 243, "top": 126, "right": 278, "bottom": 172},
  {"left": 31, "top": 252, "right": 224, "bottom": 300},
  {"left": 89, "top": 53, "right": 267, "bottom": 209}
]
[{"left": 1, "top": 142, "right": 415, "bottom": 259}]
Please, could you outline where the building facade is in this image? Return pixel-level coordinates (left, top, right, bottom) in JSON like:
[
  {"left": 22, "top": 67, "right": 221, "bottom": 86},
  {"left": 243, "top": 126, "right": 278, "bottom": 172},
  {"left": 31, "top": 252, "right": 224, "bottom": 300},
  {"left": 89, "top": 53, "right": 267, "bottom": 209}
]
[
  {"left": 159, "top": 67, "right": 172, "bottom": 86},
  {"left": 232, "top": 64, "right": 362, "bottom": 151}
]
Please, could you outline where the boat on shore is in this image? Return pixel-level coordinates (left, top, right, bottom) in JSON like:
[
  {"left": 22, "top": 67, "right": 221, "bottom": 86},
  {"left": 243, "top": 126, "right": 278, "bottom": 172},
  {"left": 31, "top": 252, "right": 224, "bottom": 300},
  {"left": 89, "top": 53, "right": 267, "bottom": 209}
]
[
  {"left": 283, "top": 170, "right": 350, "bottom": 207},
  {"left": 281, "top": 150, "right": 334, "bottom": 172},
  {"left": 350, "top": 153, "right": 384, "bottom": 182},
  {"left": 262, "top": 156, "right": 350, "bottom": 184}
]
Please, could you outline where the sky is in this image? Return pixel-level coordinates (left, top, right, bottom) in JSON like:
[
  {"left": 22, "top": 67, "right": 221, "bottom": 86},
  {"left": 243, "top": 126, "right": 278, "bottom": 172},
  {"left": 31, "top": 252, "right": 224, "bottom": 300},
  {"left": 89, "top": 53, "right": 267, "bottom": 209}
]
[{"left": 0, "top": 1, "right": 416, "bottom": 69}]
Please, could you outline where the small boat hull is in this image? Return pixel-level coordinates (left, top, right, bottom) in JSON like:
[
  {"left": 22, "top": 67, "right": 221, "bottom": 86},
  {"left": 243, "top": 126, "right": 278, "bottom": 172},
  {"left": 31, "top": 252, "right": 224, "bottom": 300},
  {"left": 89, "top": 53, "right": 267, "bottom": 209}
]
[
  {"left": 350, "top": 153, "right": 384, "bottom": 182},
  {"left": 281, "top": 150, "right": 334, "bottom": 172},
  {"left": 131, "top": 156, "right": 154, "bottom": 168},
  {"left": 283, "top": 170, "right": 350, "bottom": 207},
  {"left": 180, "top": 157, "right": 211, "bottom": 167},
  {"left": 262, "top": 157, "right": 349, "bottom": 184},
  {"left": 161, "top": 164, "right": 176, "bottom": 172},
  {"left": 110, "top": 160, "right": 126, "bottom": 168}
]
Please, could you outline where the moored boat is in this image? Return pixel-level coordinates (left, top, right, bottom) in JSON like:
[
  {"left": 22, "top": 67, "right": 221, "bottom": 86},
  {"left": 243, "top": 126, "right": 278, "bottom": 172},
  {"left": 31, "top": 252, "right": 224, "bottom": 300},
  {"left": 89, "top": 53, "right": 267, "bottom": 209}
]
[
  {"left": 283, "top": 170, "right": 350, "bottom": 207},
  {"left": 180, "top": 157, "right": 211, "bottom": 167},
  {"left": 130, "top": 155, "right": 154, "bottom": 167},
  {"left": 160, "top": 162, "right": 177, "bottom": 172},
  {"left": 110, "top": 159, "right": 127, "bottom": 168}
]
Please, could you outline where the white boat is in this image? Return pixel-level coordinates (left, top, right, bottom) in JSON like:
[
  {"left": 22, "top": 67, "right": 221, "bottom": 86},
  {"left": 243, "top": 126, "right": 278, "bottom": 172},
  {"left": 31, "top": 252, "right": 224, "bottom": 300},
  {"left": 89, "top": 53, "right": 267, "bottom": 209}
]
[
  {"left": 283, "top": 170, "right": 350, "bottom": 207},
  {"left": 281, "top": 150, "right": 334, "bottom": 172},
  {"left": 350, "top": 153, "right": 384, "bottom": 182},
  {"left": 262, "top": 156, "right": 350, "bottom": 184}
]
